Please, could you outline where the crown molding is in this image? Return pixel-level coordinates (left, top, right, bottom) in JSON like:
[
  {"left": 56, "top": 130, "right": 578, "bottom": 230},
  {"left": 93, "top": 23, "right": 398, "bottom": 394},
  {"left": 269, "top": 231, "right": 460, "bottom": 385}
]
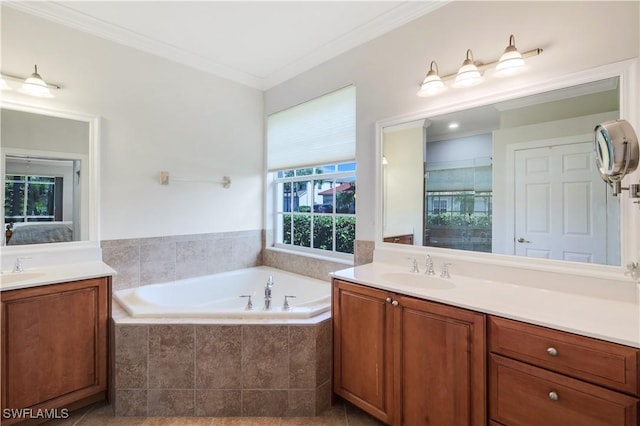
[
  {"left": 5, "top": 0, "right": 447, "bottom": 91},
  {"left": 262, "top": 1, "right": 449, "bottom": 90},
  {"left": 4, "top": 0, "right": 264, "bottom": 89}
]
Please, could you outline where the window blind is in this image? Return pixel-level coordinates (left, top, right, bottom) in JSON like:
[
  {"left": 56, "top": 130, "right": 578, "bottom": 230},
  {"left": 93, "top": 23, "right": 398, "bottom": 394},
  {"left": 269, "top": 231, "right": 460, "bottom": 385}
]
[{"left": 267, "top": 85, "right": 355, "bottom": 171}]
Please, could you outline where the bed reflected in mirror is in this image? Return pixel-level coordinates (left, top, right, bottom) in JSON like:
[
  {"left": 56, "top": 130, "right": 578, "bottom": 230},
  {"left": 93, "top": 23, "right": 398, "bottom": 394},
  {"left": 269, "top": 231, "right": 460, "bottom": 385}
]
[{"left": 5, "top": 155, "right": 80, "bottom": 245}]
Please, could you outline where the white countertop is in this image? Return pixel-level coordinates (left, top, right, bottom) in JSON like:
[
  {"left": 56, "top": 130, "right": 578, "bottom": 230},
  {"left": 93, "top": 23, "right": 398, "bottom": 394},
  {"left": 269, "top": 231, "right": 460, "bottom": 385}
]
[
  {"left": 0, "top": 261, "right": 116, "bottom": 291},
  {"left": 331, "top": 262, "right": 640, "bottom": 348}
]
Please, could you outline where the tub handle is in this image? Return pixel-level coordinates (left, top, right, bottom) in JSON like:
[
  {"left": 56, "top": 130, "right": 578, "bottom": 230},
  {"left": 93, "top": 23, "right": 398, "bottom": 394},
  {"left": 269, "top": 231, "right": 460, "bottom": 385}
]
[
  {"left": 240, "top": 295, "right": 253, "bottom": 310},
  {"left": 283, "top": 295, "right": 296, "bottom": 311}
]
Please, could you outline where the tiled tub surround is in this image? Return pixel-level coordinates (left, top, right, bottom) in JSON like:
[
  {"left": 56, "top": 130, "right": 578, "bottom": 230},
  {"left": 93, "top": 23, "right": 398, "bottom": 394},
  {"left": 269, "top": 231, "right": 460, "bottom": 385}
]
[
  {"left": 101, "top": 230, "right": 263, "bottom": 290},
  {"left": 111, "top": 314, "right": 332, "bottom": 418}
]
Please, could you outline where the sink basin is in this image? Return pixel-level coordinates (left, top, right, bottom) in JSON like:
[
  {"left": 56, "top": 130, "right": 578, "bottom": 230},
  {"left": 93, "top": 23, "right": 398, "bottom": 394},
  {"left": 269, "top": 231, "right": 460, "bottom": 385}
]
[
  {"left": 381, "top": 272, "right": 455, "bottom": 290},
  {"left": 0, "top": 272, "right": 46, "bottom": 285}
]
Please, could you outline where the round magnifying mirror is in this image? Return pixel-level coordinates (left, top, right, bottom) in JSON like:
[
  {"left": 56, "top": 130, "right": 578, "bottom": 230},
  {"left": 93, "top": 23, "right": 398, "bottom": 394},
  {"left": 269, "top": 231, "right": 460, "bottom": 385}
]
[{"left": 594, "top": 119, "right": 639, "bottom": 181}]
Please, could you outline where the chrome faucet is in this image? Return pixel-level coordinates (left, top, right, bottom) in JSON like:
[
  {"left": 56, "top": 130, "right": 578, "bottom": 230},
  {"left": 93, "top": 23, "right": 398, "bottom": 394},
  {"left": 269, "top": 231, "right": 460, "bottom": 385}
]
[
  {"left": 12, "top": 257, "right": 30, "bottom": 273},
  {"left": 264, "top": 275, "right": 274, "bottom": 310},
  {"left": 409, "top": 258, "right": 420, "bottom": 273},
  {"left": 424, "top": 255, "right": 435, "bottom": 275}
]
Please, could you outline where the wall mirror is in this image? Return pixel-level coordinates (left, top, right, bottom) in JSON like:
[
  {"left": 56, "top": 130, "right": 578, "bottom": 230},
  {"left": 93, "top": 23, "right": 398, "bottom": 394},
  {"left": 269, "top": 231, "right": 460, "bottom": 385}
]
[
  {"left": 1, "top": 100, "right": 100, "bottom": 249},
  {"left": 379, "top": 64, "right": 637, "bottom": 268}
]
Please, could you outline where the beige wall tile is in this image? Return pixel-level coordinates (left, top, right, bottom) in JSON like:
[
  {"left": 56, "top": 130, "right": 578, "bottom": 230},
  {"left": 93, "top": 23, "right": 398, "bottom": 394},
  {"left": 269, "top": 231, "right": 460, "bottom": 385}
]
[
  {"left": 195, "top": 390, "right": 242, "bottom": 417},
  {"left": 289, "top": 326, "right": 317, "bottom": 389},
  {"left": 195, "top": 325, "right": 242, "bottom": 389},
  {"left": 241, "top": 326, "right": 289, "bottom": 389},
  {"left": 102, "top": 244, "right": 140, "bottom": 290},
  {"left": 315, "top": 319, "right": 331, "bottom": 386},
  {"left": 140, "top": 242, "right": 176, "bottom": 285},
  {"left": 148, "top": 325, "right": 194, "bottom": 389},
  {"left": 176, "top": 240, "right": 208, "bottom": 280},
  {"left": 148, "top": 390, "right": 195, "bottom": 417},
  {"left": 114, "top": 389, "right": 147, "bottom": 417},
  {"left": 241, "top": 390, "right": 288, "bottom": 417},
  {"left": 114, "top": 325, "right": 148, "bottom": 389}
]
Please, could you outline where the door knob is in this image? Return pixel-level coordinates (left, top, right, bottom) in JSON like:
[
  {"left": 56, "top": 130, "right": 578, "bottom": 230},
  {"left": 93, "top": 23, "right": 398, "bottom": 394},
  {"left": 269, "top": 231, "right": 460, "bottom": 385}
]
[{"left": 517, "top": 237, "right": 531, "bottom": 243}]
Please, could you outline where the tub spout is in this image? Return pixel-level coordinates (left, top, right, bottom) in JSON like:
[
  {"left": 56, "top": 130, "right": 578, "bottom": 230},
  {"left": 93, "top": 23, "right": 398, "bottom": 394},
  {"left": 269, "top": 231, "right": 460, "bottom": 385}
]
[{"left": 264, "top": 275, "right": 274, "bottom": 310}]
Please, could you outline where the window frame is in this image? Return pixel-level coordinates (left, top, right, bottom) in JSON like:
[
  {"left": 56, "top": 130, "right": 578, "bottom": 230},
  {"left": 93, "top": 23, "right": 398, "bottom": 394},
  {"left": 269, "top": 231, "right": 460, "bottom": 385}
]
[
  {"left": 271, "top": 161, "right": 356, "bottom": 261},
  {"left": 4, "top": 173, "right": 58, "bottom": 223}
]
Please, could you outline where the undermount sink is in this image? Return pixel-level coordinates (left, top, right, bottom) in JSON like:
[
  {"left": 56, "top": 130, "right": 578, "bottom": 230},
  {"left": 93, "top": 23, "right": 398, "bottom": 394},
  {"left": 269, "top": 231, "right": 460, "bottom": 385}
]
[
  {"left": 0, "top": 272, "right": 46, "bottom": 285},
  {"left": 380, "top": 272, "right": 455, "bottom": 290}
]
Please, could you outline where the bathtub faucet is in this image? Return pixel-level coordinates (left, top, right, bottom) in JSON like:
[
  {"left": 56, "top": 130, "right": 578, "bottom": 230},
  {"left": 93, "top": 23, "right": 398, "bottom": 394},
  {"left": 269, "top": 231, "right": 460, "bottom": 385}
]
[{"left": 264, "top": 275, "right": 274, "bottom": 310}]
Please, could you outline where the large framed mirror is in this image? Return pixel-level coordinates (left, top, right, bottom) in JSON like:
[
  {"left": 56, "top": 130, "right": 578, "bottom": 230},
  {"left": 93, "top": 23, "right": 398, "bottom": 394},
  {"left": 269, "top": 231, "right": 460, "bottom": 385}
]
[
  {"left": 1, "top": 100, "right": 100, "bottom": 250},
  {"left": 377, "top": 60, "right": 638, "bottom": 269}
]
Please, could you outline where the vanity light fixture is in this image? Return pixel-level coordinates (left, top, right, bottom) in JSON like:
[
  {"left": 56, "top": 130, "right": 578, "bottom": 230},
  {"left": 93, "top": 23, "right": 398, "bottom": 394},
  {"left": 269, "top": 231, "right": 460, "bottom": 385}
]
[
  {"left": 417, "top": 35, "right": 543, "bottom": 97},
  {"left": 21, "top": 65, "right": 54, "bottom": 97},
  {"left": 448, "top": 122, "right": 459, "bottom": 129},
  {"left": 0, "top": 76, "right": 10, "bottom": 91},
  {"left": 495, "top": 34, "right": 525, "bottom": 75},
  {"left": 0, "top": 65, "right": 61, "bottom": 98},
  {"left": 453, "top": 49, "right": 482, "bottom": 88},
  {"left": 417, "top": 61, "right": 445, "bottom": 96}
]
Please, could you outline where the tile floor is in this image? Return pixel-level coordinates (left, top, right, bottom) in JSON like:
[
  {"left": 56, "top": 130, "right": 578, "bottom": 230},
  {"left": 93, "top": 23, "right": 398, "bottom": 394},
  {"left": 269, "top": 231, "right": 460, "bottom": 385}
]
[{"left": 46, "top": 400, "right": 385, "bottom": 426}]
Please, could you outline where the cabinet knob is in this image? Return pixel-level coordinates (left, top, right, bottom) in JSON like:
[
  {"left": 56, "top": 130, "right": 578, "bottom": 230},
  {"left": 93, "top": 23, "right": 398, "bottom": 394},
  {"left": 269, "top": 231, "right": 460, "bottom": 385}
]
[
  {"left": 548, "top": 391, "right": 559, "bottom": 401},
  {"left": 546, "top": 347, "right": 558, "bottom": 356},
  {"left": 391, "top": 300, "right": 399, "bottom": 306},
  {"left": 386, "top": 297, "right": 392, "bottom": 303}
]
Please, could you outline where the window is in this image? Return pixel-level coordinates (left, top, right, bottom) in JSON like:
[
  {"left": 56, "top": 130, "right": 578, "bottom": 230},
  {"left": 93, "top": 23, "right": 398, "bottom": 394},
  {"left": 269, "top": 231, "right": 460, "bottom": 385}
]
[
  {"left": 274, "top": 162, "right": 356, "bottom": 254},
  {"left": 4, "top": 174, "right": 60, "bottom": 223},
  {"left": 425, "top": 190, "right": 492, "bottom": 253},
  {"left": 267, "top": 86, "right": 356, "bottom": 257}
]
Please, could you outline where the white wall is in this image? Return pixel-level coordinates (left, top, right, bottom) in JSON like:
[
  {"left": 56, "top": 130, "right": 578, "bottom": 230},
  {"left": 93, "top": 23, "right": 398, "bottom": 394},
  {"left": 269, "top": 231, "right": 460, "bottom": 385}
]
[
  {"left": 383, "top": 125, "right": 423, "bottom": 244},
  {"left": 1, "top": 7, "right": 264, "bottom": 241},
  {"left": 264, "top": 1, "right": 640, "bottom": 243}
]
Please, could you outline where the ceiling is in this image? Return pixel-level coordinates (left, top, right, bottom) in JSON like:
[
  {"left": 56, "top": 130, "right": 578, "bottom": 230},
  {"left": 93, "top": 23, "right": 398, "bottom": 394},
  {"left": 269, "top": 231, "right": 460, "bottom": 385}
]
[{"left": 7, "top": 1, "right": 445, "bottom": 90}]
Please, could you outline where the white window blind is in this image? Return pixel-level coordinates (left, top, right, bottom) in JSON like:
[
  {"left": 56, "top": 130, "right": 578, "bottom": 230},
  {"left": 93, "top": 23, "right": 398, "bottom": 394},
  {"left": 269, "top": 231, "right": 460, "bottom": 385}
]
[{"left": 267, "top": 85, "right": 355, "bottom": 171}]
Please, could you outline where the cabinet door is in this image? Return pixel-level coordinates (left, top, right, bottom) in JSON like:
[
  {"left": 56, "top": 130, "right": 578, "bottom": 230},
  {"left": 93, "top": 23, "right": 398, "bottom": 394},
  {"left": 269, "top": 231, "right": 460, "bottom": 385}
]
[
  {"left": 397, "top": 295, "right": 486, "bottom": 426},
  {"left": 333, "top": 279, "right": 395, "bottom": 424},
  {"left": 1, "top": 278, "right": 109, "bottom": 417}
]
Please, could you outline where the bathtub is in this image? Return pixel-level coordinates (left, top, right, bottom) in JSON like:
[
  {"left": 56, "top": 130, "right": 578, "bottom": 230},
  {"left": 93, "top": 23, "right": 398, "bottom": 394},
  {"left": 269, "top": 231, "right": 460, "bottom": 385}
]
[{"left": 113, "top": 266, "right": 331, "bottom": 319}]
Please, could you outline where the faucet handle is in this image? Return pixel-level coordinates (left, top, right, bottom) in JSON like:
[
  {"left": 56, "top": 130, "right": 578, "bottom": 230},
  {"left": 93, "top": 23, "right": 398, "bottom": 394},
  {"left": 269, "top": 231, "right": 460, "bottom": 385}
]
[
  {"left": 283, "top": 295, "right": 296, "bottom": 311},
  {"left": 240, "top": 295, "right": 253, "bottom": 310},
  {"left": 407, "top": 257, "right": 420, "bottom": 273},
  {"left": 440, "top": 263, "right": 454, "bottom": 279},
  {"left": 267, "top": 275, "right": 274, "bottom": 287}
]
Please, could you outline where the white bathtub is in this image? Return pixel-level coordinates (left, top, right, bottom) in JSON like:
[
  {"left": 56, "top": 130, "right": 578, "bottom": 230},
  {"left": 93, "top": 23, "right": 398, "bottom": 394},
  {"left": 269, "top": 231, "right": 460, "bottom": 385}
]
[{"left": 114, "top": 266, "right": 331, "bottom": 319}]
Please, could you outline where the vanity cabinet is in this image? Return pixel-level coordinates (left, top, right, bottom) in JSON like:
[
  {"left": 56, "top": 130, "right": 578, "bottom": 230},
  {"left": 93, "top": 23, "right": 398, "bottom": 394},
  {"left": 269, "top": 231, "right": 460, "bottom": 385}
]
[
  {"left": 488, "top": 316, "right": 640, "bottom": 426},
  {"left": 1, "top": 277, "right": 110, "bottom": 425},
  {"left": 332, "top": 278, "right": 486, "bottom": 426}
]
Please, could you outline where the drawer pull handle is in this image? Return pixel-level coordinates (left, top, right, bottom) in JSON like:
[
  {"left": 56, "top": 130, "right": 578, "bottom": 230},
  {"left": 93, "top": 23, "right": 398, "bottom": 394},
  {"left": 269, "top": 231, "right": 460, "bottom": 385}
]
[
  {"left": 548, "top": 391, "right": 559, "bottom": 401},
  {"left": 386, "top": 297, "right": 392, "bottom": 303},
  {"left": 391, "top": 300, "right": 399, "bottom": 306},
  {"left": 546, "top": 347, "right": 558, "bottom": 356}
]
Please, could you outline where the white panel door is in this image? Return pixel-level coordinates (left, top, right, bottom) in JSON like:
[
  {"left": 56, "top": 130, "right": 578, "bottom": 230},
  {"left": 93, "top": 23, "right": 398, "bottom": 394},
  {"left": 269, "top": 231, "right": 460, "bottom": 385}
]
[{"left": 514, "top": 141, "right": 607, "bottom": 263}]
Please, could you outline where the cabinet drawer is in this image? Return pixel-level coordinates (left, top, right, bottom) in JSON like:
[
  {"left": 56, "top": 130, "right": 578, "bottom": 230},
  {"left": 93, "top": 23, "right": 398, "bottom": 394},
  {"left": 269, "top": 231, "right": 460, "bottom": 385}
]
[
  {"left": 489, "top": 316, "right": 639, "bottom": 395},
  {"left": 490, "top": 354, "right": 638, "bottom": 426}
]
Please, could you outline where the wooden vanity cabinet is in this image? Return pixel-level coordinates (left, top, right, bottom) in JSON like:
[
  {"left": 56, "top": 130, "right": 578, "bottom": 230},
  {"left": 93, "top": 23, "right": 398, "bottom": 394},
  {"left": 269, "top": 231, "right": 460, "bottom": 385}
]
[
  {"left": 1, "top": 277, "right": 110, "bottom": 425},
  {"left": 488, "top": 316, "right": 640, "bottom": 426},
  {"left": 332, "top": 278, "right": 486, "bottom": 426}
]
